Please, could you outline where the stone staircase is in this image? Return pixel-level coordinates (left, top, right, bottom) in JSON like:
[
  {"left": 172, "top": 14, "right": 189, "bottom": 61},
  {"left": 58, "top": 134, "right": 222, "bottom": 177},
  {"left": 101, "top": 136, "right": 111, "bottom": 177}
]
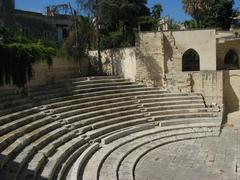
[{"left": 0, "top": 76, "right": 222, "bottom": 180}]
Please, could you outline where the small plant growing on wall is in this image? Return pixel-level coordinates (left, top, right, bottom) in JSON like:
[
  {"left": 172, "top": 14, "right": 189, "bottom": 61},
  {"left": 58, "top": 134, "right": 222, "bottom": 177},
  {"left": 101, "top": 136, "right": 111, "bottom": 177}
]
[{"left": 0, "top": 27, "right": 56, "bottom": 90}]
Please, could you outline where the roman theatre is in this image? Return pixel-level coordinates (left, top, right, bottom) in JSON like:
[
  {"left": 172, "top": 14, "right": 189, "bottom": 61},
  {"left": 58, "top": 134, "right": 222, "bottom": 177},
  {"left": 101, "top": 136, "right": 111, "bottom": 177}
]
[{"left": 0, "top": 29, "right": 240, "bottom": 180}]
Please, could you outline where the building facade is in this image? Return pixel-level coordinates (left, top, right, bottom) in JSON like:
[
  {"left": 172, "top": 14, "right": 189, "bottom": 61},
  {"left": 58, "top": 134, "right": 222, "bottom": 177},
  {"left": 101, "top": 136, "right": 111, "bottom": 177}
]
[{"left": 0, "top": 0, "right": 72, "bottom": 41}]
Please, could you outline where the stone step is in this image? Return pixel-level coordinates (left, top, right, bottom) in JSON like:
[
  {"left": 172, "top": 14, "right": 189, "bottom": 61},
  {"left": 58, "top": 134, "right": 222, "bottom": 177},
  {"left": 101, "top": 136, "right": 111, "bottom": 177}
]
[
  {"left": 42, "top": 87, "right": 165, "bottom": 105},
  {"left": 46, "top": 89, "right": 168, "bottom": 110},
  {"left": 39, "top": 136, "right": 87, "bottom": 180},
  {"left": 82, "top": 124, "right": 219, "bottom": 180},
  {"left": 4, "top": 127, "right": 68, "bottom": 180},
  {"left": 56, "top": 144, "right": 89, "bottom": 180},
  {"left": 0, "top": 121, "right": 61, "bottom": 169},
  {"left": 139, "top": 95, "right": 203, "bottom": 103},
  {"left": 54, "top": 76, "right": 123, "bottom": 85},
  {"left": 52, "top": 96, "right": 134, "bottom": 114},
  {"left": 70, "top": 143, "right": 100, "bottom": 180},
  {"left": 135, "top": 92, "right": 202, "bottom": 99},
  {"left": 0, "top": 116, "right": 55, "bottom": 152},
  {"left": 101, "top": 124, "right": 155, "bottom": 145},
  {"left": 1, "top": 84, "right": 143, "bottom": 111},
  {"left": 28, "top": 81, "right": 134, "bottom": 97},
  {"left": 143, "top": 103, "right": 205, "bottom": 111},
  {"left": 28, "top": 78, "right": 128, "bottom": 93},
  {"left": 58, "top": 100, "right": 137, "bottom": 119},
  {"left": 153, "top": 112, "right": 216, "bottom": 122},
  {"left": 24, "top": 131, "right": 79, "bottom": 179},
  {"left": 2, "top": 84, "right": 153, "bottom": 114},
  {"left": 0, "top": 112, "right": 46, "bottom": 137},
  {"left": 0, "top": 107, "right": 40, "bottom": 126},
  {"left": 160, "top": 117, "right": 222, "bottom": 127},
  {"left": 32, "top": 84, "right": 145, "bottom": 102},
  {"left": 91, "top": 113, "right": 146, "bottom": 130},
  {"left": 52, "top": 95, "right": 204, "bottom": 117},
  {"left": 64, "top": 104, "right": 139, "bottom": 124},
  {"left": 99, "top": 128, "right": 218, "bottom": 180},
  {"left": 71, "top": 109, "right": 144, "bottom": 130},
  {"left": 85, "top": 118, "right": 149, "bottom": 140},
  {"left": 0, "top": 103, "right": 35, "bottom": 118},
  {"left": 117, "top": 132, "right": 215, "bottom": 180},
  {"left": 142, "top": 99, "right": 205, "bottom": 107},
  {"left": 149, "top": 108, "right": 211, "bottom": 116}
]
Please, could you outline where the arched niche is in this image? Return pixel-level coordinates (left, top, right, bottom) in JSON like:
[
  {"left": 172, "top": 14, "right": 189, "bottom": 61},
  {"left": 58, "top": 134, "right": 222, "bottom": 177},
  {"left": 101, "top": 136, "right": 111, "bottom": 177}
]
[
  {"left": 224, "top": 49, "right": 239, "bottom": 70},
  {"left": 182, "top": 48, "right": 200, "bottom": 72}
]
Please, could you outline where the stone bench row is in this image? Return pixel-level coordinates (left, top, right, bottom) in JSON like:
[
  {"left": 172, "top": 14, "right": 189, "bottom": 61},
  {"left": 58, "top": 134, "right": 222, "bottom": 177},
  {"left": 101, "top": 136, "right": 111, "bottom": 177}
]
[
  {"left": 0, "top": 92, "right": 211, "bottom": 160},
  {"left": 0, "top": 91, "right": 204, "bottom": 138},
  {"left": 1, "top": 112, "right": 220, "bottom": 179},
  {"left": 0, "top": 83, "right": 143, "bottom": 110},
  {"left": 0, "top": 86, "right": 165, "bottom": 116},
  {"left": 81, "top": 123, "right": 220, "bottom": 180},
  {"left": 0, "top": 111, "right": 149, "bottom": 179},
  {"left": 0, "top": 90, "right": 200, "bottom": 129},
  {"left": 0, "top": 104, "right": 219, "bottom": 179},
  {"left": 0, "top": 77, "right": 124, "bottom": 102}
]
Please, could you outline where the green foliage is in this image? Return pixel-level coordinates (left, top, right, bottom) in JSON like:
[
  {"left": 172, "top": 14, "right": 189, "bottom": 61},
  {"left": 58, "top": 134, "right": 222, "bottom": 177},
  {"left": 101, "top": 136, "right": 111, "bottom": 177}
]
[
  {"left": 100, "top": 31, "right": 125, "bottom": 49},
  {"left": 182, "top": 0, "right": 235, "bottom": 30},
  {"left": 168, "top": 19, "right": 181, "bottom": 31},
  {"left": 201, "top": 0, "right": 235, "bottom": 30},
  {"left": 152, "top": 3, "right": 163, "bottom": 19},
  {"left": 65, "top": 16, "right": 95, "bottom": 59},
  {"left": 0, "top": 27, "right": 56, "bottom": 88},
  {"left": 138, "top": 16, "right": 157, "bottom": 31},
  {"left": 184, "top": 19, "right": 198, "bottom": 29},
  {"left": 78, "top": 0, "right": 150, "bottom": 48}
]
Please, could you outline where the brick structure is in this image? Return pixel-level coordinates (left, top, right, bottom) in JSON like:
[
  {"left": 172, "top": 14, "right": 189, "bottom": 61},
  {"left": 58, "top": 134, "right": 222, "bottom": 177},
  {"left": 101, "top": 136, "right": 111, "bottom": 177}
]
[{"left": 0, "top": 0, "right": 72, "bottom": 41}]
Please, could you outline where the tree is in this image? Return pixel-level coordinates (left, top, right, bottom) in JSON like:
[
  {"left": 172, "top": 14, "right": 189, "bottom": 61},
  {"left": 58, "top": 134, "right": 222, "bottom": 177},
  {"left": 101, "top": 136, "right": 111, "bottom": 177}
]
[
  {"left": 152, "top": 3, "right": 163, "bottom": 19},
  {"left": 77, "top": 0, "right": 104, "bottom": 74},
  {"left": 182, "top": 0, "right": 235, "bottom": 30},
  {"left": 168, "top": 19, "right": 181, "bottom": 30},
  {"left": 182, "top": 0, "right": 214, "bottom": 25},
  {"left": 77, "top": 0, "right": 150, "bottom": 47},
  {"left": 202, "top": 0, "right": 235, "bottom": 30}
]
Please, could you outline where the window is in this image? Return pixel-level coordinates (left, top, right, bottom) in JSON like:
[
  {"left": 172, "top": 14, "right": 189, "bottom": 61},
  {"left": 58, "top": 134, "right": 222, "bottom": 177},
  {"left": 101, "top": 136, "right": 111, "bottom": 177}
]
[
  {"left": 22, "top": 27, "right": 30, "bottom": 37},
  {"left": 224, "top": 49, "right": 239, "bottom": 70},
  {"left": 182, "top": 48, "right": 200, "bottom": 71},
  {"left": 44, "top": 31, "right": 51, "bottom": 40}
]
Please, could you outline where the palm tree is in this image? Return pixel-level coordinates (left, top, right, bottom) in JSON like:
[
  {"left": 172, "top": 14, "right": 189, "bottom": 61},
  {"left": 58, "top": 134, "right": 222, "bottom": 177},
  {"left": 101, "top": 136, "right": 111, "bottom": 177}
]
[
  {"left": 152, "top": 3, "right": 163, "bottom": 19},
  {"left": 182, "top": 0, "right": 214, "bottom": 26}
]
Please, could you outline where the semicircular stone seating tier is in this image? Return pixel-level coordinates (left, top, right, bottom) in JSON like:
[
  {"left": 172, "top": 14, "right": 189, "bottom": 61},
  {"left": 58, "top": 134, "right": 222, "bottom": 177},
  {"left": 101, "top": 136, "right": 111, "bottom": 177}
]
[{"left": 0, "top": 76, "right": 222, "bottom": 180}]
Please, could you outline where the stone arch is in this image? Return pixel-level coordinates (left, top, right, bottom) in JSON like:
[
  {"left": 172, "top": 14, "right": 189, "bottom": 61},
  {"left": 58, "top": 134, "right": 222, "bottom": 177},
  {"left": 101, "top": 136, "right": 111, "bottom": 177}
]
[
  {"left": 224, "top": 49, "right": 239, "bottom": 70},
  {"left": 182, "top": 48, "right": 200, "bottom": 72}
]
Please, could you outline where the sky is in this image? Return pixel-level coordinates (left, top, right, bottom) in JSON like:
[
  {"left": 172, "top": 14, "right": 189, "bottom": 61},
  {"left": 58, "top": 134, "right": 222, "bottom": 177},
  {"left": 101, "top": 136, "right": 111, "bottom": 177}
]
[{"left": 15, "top": 0, "right": 240, "bottom": 22}]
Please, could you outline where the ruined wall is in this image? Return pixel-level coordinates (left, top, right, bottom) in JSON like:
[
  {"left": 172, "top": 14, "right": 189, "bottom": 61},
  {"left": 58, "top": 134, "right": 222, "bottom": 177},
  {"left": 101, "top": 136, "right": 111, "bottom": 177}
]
[
  {"left": 89, "top": 48, "right": 137, "bottom": 81},
  {"left": 135, "top": 32, "right": 164, "bottom": 87},
  {"left": 164, "top": 71, "right": 223, "bottom": 106},
  {"left": 28, "top": 57, "right": 83, "bottom": 86},
  {"left": 163, "top": 30, "right": 219, "bottom": 97},
  {"left": 192, "top": 71, "right": 223, "bottom": 106},
  {"left": 164, "top": 29, "right": 217, "bottom": 71},
  {"left": 223, "top": 70, "right": 240, "bottom": 113},
  {"left": 216, "top": 39, "right": 240, "bottom": 70},
  {"left": 0, "top": 57, "right": 81, "bottom": 90}
]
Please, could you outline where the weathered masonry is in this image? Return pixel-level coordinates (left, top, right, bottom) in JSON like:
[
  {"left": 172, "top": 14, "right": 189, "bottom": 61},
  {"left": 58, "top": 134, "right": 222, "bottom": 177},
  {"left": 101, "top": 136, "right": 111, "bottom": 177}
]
[{"left": 90, "top": 29, "right": 240, "bottom": 114}]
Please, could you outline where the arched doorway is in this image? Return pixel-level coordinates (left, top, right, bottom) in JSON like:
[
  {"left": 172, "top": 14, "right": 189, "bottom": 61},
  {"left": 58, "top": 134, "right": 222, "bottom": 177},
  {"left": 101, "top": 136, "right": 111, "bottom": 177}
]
[
  {"left": 224, "top": 49, "right": 239, "bottom": 70},
  {"left": 182, "top": 49, "right": 200, "bottom": 71}
]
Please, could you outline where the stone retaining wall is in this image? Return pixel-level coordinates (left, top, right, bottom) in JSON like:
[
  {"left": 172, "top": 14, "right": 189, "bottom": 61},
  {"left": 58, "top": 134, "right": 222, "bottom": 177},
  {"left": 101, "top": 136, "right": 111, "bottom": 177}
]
[
  {"left": 89, "top": 48, "right": 137, "bottom": 82},
  {"left": 223, "top": 70, "right": 240, "bottom": 113},
  {"left": 0, "top": 57, "right": 82, "bottom": 90}
]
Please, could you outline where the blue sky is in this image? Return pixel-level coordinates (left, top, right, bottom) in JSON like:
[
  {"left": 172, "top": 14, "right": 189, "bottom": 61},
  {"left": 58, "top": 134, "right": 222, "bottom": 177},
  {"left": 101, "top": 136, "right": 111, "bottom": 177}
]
[{"left": 15, "top": 0, "right": 240, "bottom": 22}]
